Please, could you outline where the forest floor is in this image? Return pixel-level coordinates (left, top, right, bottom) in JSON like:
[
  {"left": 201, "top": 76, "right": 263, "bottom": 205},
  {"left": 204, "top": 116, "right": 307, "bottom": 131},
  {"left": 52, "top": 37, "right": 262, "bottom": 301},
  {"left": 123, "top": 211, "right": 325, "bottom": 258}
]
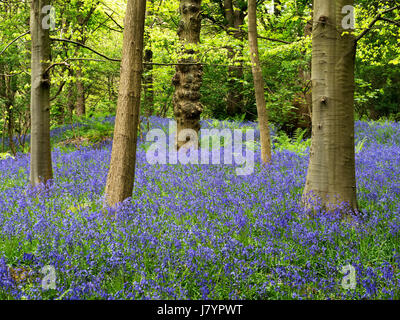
[{"left": 0, "top": 116, "right": 399, "bottom": 299}]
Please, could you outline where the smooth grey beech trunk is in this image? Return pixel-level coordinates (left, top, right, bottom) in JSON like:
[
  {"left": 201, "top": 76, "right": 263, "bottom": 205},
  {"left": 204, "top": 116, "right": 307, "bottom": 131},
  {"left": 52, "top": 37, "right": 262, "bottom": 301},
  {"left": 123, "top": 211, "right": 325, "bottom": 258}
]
[
  {"left": 30, "top": 0, "right": 53, "bottom": 186},
  {"left": 303, "top": 0, "right": 358, "bottom": 211},
  {"left": 105, "top": 0, "right": 146, "bottom": 207}
]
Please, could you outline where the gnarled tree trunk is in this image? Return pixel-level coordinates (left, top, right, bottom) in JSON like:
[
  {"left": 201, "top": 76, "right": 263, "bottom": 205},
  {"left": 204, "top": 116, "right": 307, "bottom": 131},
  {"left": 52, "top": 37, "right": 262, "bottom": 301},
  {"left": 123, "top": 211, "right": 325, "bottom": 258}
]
[
  {"left": 105, "top": 0, "right": 146, "bottom": 207},
  {"left": 29, "top": 0, "right": 53, "bottom": 186},
  {"left": 172, "top": 0, "right": 203, "bottom": 149},
  {"left": 302, "top": 0, "right": 358, "bottom": 211}
]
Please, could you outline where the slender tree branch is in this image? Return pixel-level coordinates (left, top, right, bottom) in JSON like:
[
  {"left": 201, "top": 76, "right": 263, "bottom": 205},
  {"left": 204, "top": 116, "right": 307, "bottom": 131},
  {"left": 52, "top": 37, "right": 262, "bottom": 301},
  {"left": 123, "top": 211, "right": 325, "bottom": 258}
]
[
  {"left": 45, "top": 61, "right": 70, "bottom": 74},
  {"left": 257, "top": 36, "right": 292, "bottom": 44},
  {"left": 66, "top": 58, "right": 110, "bottom": 63},
  {"left": 99, "top": 0, "right": 123, "bottom": 19},
  {"left": 356, "top": 6, "right": 400, "bottom": 42},
  {"left": 0, "top": 31, "right": 30, "bottom": 55},
  {"left": 379, "top": 17, "right": 400, "bottom": 27},
  {"left": 50, "top": 81, "right": 66, "bottom": 101},
  {"left": 102, "top": 25, "right": 124, "bottom": 33},
  {"left": 0, "top": 71, "right": 24, "bottom": 77},
  {"left": 103, "top": 11, "right": 124, "bottom": 30},
  {"left": 45, "top": 44, "right": 245, "bottom": 68},
  {"left": 201, "top": 13, "right": 227, "bottom": 31},
  {"left": 50, "top": 38, "right": 122, "bottom": 62},
  {"left": 79, "top": 1, "right": 100, "bottom": 27}
]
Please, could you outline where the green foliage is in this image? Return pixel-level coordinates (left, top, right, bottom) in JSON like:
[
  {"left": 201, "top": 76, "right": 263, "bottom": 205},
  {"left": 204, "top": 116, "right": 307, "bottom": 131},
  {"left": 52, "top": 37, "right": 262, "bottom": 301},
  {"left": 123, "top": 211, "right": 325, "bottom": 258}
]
[
  {"left": 53, "top": 117, "right": 114, "bottom": 152},
  {"left": 273, "top": 128, "right": 311, "bottom": 156},
  {"left": 1, "top": 0, "right": 399, "bottom": 141},
  {"left": 355, "top": 138, "right": 368, "bottom": 154},
  {"left": 0, "top": 152, "right": 14, "bottom": 160},
  {"left": 355, "top": 4, "right": 400, "bottom": 119},
  {"left": 83, "top": 122, "right": 114, "bottom": 144}
]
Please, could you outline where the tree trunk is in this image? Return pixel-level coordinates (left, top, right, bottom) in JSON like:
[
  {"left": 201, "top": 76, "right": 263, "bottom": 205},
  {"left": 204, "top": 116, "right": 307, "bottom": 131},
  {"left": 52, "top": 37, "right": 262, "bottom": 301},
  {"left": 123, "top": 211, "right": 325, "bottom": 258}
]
[
  {"left": 143, "top": 48, "right": 154, "bottom": 116},
  {"left": 55, "top": 103, "right": 65, "bottom": 125},
  {"left": 29, "top": 0, "right": 53, "bottom": 186},
  {"left": 224, "top": 0, "right": 244, "bottom": 117},
  {"left": 302, "top": 0, "right": 358, "bottom": 211},
  {"left": 75, "top": 18, "right": 86, "bottom": 117},
  {"left": 274, "top": 0, "right": 282, "bottom": 16},
  {"left": 0, "top": 66, "right": 5, "bottom": 153},
  {"left": 76, "top": 65, "right": 86, "bottom": 116},
  {"left": 65, "top": 67, "right": 75, "bottom": 118},
  {"left": 143, "top": 0, "right": 154, "bottom": 116},
  {"left": 0, "top": 66, "right": 16, "bottom": 155},
  {"left": 5, "top": 95, "right": 16, "bottom": 156},
  {"left": 289, "top": 19, "right": 313, "bottom": 137},
  {"left": 248, "top": 0, "right": 272, "bottom": 164},
  {"left": 172, "top": 0, "right": 203, "bottom": 149},
  {"left": 104, "top": 0, "right": 146, "bottom": 207},
  {"left": 74, "top": 1, "right": 96, "bottom": 117}
]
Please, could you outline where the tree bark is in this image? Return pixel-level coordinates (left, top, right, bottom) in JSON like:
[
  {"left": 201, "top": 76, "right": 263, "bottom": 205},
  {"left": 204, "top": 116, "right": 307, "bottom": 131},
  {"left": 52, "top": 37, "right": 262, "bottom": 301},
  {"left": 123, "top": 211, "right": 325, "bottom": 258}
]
[
  {"left": 0, "top": 65, "right": 16, "bottom": 155},
  {"left": 0, "top": 65, "right": 6, "bottom": 153},
  {"left": 67, "top": 72, "right": 76, "bottom": 118},
  {"left": 5, "top": 78, "right": 16, "bottom": 156},
  {"left": 302, "top": 0, "right": 358, "bottom": 211},
  {"left": 143, "top": 0, "right": 154, "bottom": 116},
  {"left": 104, "top": 0, "right": 146, "bottom": 207},
  {"left": 76, "top": 64, "right": 86, "bottom": 116},
  {"left": 172, "top": 0, "right": 203, "bottom": 149},
  {"left": 248, "top": 0, "right": 272, "bottom": 164},
  {"left": 143, "top": 47, "right": 154, "bottom": 116},
  {"left": 289, "top": 19, "right": 313, "bottom": 136},
  {"left": 224, "top": 0, "right": 244, "bottom": 117},
  {"left": 74, "top": 1, "right": 97, "bottom": 117},
  {"left": 29, "top": 0, "right": 53, "bottom": 186}
]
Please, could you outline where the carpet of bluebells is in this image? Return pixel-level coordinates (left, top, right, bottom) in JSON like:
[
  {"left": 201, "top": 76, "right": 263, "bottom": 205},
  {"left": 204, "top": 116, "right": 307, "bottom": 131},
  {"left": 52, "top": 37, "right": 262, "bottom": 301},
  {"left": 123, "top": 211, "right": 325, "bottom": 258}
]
[{"left": 0, "top": 116, "right": 400, "bottom": 300}]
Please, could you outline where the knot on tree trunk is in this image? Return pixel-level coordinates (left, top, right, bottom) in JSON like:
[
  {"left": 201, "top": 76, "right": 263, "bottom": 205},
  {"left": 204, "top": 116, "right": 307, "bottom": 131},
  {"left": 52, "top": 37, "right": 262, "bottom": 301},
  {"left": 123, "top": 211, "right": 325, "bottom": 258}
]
[{"left": 318, "top": 15, "right": 328, "bottom": 25}]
